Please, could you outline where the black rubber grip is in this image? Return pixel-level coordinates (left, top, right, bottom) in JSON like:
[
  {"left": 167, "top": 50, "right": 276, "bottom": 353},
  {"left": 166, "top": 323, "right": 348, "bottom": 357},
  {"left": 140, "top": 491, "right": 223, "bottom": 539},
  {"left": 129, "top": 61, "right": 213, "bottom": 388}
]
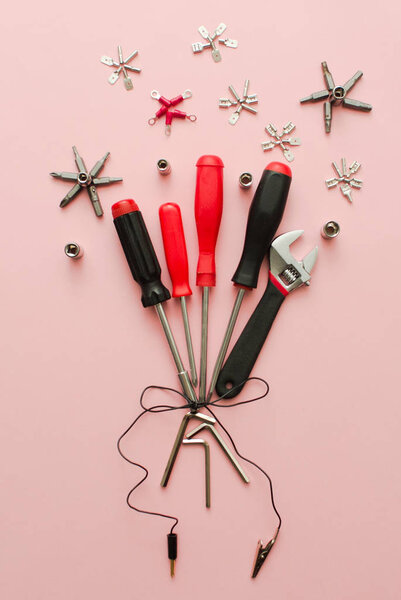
[
  {"left": 232, "top": 168, "right": 291, "bottom": 288},
  {"left": 113, "top": 210, "right": 171, "bottom": 308},
  {"left": 167, "top": 533, "right": 177, "bottom": 560},
  {"left": 216, "top": 279, "right": 286, "bottom": 399}
]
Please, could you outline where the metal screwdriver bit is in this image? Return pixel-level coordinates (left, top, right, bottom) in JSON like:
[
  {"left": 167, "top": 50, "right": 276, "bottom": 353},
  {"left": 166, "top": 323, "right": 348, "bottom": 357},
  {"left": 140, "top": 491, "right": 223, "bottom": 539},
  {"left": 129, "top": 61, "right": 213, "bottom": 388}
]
[
  {"left": 50, "top": 171, "right": 78, "bottom": 181},
  {"left": 60, "top": 183, "right": 81, "bottom": 207},
  {"left": 73, "top": 145, "right": 87, "bottom": 173},
  {"left": 90, "top": 152, "right": 110, "bottom": 178},
  {"left": 342, "top": 98, "right": 372, "bottom": 111},
  {"left": 300, "top": 89, "right": 330, "bottom": 103},
  {"left": 324, "top": 101, "right": 332, "bottom": 133},
  {"left": 343, "top": 70, "right": 363, "bottom": 93},
  {"left": 322, "top": 61, "right": 335, "bottom": 91},
  {"left": 93, "top": 176, "right": 123, "bottom": 185}
]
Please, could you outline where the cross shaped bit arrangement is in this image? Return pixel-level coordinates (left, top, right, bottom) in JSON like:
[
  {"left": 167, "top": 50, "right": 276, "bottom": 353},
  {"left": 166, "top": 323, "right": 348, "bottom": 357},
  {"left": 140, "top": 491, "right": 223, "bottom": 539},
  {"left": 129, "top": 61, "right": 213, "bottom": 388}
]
[
  {"left": 300, "top": 61, "right": 372, "bottom": 133},
  {"left": 100, "top": 45, "right": 142, "bottom": 90},
  {"left": 261, "top": 122, "right": 301, "bottom": 162},
  {"left": 50, "top": 146, "right": 122, "bottom": 217},
  {"left": 325, "top": 158, "right": 362, "bottom": 203},
  {"left": 219, "top": 80, "right": 258, "bottom": 125},
  {"left": 192, "top": 23, "right": 238, "bottom": 62}
]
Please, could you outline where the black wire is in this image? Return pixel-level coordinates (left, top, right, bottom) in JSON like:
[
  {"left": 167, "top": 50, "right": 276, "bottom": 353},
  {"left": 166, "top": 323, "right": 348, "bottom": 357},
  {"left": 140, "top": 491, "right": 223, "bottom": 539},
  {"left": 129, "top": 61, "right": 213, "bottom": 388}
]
[
  {"left": 117, "top": 377, "right": 281, "bottom": 537},
  {"left": 117, "top": 385, "right": 190, "bottom": 534},
  {"left": 205, "top": 406, "right": 281, "bottom": 530}
]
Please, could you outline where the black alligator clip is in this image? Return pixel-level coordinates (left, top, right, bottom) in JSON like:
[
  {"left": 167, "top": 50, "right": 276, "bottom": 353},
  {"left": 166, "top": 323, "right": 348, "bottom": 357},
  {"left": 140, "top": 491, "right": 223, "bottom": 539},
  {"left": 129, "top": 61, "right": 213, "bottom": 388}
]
[{"left": 251, "top": 528, "right": 279, "bottom": 578}]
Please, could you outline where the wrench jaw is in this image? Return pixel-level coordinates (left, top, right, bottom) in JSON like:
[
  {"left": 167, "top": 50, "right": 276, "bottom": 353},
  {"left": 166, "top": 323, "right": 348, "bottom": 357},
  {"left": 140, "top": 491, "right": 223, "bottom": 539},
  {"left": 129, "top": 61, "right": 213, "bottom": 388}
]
[{"left": 269, "top": 230, "right": 318, "bottom": 293}]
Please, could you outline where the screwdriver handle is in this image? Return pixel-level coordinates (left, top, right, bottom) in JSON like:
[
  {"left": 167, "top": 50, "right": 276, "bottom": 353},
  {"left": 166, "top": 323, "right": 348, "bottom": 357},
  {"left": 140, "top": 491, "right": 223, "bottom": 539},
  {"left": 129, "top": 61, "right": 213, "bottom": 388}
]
[
  {"left": 195, "top": 155, "right": 224, "bottom": 287},
  {"left": 232, "top": 162, "right": 292, "bottom": 289},
  {"left": 159, "top": 203, "right": 192, "bottom": 298},
  {"left": 112, "top": 199, "right": 171, "bottom": 307}
]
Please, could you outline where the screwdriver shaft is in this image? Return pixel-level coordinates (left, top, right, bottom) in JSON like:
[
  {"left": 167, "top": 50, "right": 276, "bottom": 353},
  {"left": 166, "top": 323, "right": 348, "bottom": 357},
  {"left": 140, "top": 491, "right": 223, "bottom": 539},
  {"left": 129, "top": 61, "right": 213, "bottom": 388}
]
[
  {"left": 180, "top": 296, "right": 198, "bottom": 387},
  {"left": 199, "top": 287, "right": 209, "bottom": 403},
  {"left": 207, "top": 287, "right": 246, "bottom": 400},
  {"left": 154, "top": 303, "right": 198, "bottom": 407}
]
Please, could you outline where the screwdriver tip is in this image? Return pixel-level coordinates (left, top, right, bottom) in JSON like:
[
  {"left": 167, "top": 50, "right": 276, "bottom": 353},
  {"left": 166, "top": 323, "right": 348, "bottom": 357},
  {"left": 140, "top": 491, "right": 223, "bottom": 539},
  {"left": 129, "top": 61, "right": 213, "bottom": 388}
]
[{"left": 50, "top": 172, "right": 58, "bottom": 177}]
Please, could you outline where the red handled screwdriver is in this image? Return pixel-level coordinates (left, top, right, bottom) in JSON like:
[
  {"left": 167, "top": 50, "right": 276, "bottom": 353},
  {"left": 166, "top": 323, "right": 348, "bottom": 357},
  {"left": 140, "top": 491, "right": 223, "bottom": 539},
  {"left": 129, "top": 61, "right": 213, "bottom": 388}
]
[
  {"left": 207, "top": 162, "right": 292, "bottom": 400},
  {"left": 195, "top": 155, "right": 224, "bottom": 403},
  {"left": 112, "top": 199, "right": 198, "bottom": 407},
  {"left": 159, "top": 202, "right": 198, "bottom": 387}
]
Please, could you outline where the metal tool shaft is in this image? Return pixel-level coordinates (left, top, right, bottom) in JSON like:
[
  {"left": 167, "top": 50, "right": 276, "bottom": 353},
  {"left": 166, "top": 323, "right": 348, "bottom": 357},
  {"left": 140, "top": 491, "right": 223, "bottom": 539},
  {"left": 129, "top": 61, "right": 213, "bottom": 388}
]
[
  {"left": 182, "top": 438, "right": 211, "bottom": 507},
  {"left": 160, "top": 412, "right": 215, "bottom": 487},
  {"left": 180, "top": 297, "right": 198, "bottom": 387},
  {"left": 199, "top": 287, "right": 209, "bottom": 403},
  {"left": 154, "top": 303, "right": 198, "bottom": 407},
  {"left": 207, "top": 287, "right": 245, "bottom": 400},
  {"left": 187, "top": 422, "right": 249, "bottom": 483}
]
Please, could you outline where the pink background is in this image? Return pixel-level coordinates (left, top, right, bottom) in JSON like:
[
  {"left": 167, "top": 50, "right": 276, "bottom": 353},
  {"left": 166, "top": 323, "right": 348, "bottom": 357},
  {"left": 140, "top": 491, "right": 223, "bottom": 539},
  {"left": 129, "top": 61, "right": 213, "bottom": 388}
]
[{"left": 2, "top": 0, "right": 401, "bottom": 598}]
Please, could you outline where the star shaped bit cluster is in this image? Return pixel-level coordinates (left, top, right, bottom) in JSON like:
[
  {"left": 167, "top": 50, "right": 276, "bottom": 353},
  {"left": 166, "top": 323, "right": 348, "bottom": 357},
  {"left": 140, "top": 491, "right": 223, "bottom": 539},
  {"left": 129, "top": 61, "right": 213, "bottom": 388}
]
[
  {"left": 219, "top": 80, "right": 258, "bottom": 125},
  {"left": 325, "top": 158, "right": 362, "bottom": 203},
  {"left": 50, "top": 146, "right": 122, "bottom": 217},
  {"left": 300, "top": 61, "right": 372, "bottom": 132},
  {"left": 100, "top": 45, "right": 142, "bottom": 90},
  {"left": 261, "top": 122, "right": 301, "bottom": 162},
  {"left": 192, "top": 23, "right": 238, "bottom": 62}
]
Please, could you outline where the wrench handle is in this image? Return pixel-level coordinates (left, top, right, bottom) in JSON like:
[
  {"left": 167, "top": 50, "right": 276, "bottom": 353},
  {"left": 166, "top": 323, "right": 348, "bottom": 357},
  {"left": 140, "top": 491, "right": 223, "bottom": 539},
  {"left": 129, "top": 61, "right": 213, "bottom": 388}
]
[{"left": 216, "top": 275, "right": 286, "bottom": 399}]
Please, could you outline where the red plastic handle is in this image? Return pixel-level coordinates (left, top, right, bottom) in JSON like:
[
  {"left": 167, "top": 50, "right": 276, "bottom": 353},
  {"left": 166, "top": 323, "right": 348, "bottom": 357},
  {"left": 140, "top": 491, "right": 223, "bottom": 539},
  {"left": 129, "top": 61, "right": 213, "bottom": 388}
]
[
  {"left": 159, "top": 203, "right": 192, "bottom": 298},
  {"left": 195, "top": 155, "right": 224, "bottom": 287}
]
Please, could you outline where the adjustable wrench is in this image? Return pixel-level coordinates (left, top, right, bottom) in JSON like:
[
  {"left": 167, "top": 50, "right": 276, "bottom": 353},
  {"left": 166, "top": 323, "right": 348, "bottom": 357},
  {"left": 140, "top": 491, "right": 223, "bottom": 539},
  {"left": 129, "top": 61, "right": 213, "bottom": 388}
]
[{"left": 216, "top": 230, "right": 318, "bottom": 398}]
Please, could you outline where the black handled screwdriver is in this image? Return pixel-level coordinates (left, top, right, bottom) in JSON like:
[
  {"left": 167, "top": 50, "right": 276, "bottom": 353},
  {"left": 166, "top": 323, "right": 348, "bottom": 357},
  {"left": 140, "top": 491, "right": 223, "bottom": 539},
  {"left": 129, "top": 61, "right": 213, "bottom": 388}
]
[
  {"left": 112, "top": 199, "right": 198, "bottom": 407},
  {"left": 207, "top": 162, "right": 292, "bottom": 400}
]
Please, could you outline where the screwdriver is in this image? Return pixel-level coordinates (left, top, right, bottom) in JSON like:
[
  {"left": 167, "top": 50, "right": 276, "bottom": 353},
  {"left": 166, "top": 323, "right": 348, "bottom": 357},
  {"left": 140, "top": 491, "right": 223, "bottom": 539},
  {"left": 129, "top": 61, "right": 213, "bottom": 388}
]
[
  {"left": 159, "top": 202, "right": 198, "bottom": 387},
  {"left": 195, "top": 155, "right": 224, "bottom": 403},
  {"left": 112, "top": 199, "right": 198, "bottom": 407},
  {"left": 207, "top": 162, "right": 292, "bottom": 400}
]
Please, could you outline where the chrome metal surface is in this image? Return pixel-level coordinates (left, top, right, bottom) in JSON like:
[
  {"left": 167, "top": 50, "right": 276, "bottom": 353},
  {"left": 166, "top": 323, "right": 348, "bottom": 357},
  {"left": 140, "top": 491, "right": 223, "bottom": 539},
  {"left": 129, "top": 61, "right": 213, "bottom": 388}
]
[
  {"left": 154, "top": 303, "right": 198, "bottom": 407},
  {"left": 199, "top": 286, "right": 209, "bottom": 404},
  {"left": 180, "top": 296, "right": 198, "bottom": 387},
  {"left": 64, "top": 242, "right": 84, "bottom": 259},
  {"left": 186, "top": 422, "right": 249, "bottom": 483},
  {"left": 160, "top": 412, "right": 215, "bottom": 487},
  {"left": 207, "top": 287, "right": 245, "bottom": 401},
  {"left": 182, "top": 438, "right": 211, "bottom": 507},
  {"left": 321, "top": 221, "right": 340, "bottom": 239}
]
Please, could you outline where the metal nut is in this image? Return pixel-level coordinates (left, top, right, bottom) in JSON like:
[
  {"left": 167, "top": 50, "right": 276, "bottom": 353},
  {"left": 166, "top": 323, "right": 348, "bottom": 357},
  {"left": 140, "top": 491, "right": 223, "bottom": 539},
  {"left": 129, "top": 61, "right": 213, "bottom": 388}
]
[
  {"left": 321, "top": 221, "right": 340, "bottom": 239},
  {"left": 239, "top": 172, "right": 253, "bottom": 189},
  {"left": 157, "top": 159, "right": 171, "bottom": 175},
  {"left": 64, "top": 242, "right": 84, "bottom": 259}
]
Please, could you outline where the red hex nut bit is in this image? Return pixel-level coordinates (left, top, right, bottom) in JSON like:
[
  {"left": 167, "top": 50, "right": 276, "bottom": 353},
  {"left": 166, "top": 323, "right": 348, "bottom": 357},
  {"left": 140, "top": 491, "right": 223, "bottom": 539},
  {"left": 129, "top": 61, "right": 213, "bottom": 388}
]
[
  {"left": 207, "top": 162, "right": 292, "bottom": 400},
  {"left": 195, "top": 155, "right": 224, "bottom": 403},
  {"left": 159, "top": 202, "right": 198, "bottom": 387},
  {"left": 112, "top": 199, "right": 197, "bottom": 407}
]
